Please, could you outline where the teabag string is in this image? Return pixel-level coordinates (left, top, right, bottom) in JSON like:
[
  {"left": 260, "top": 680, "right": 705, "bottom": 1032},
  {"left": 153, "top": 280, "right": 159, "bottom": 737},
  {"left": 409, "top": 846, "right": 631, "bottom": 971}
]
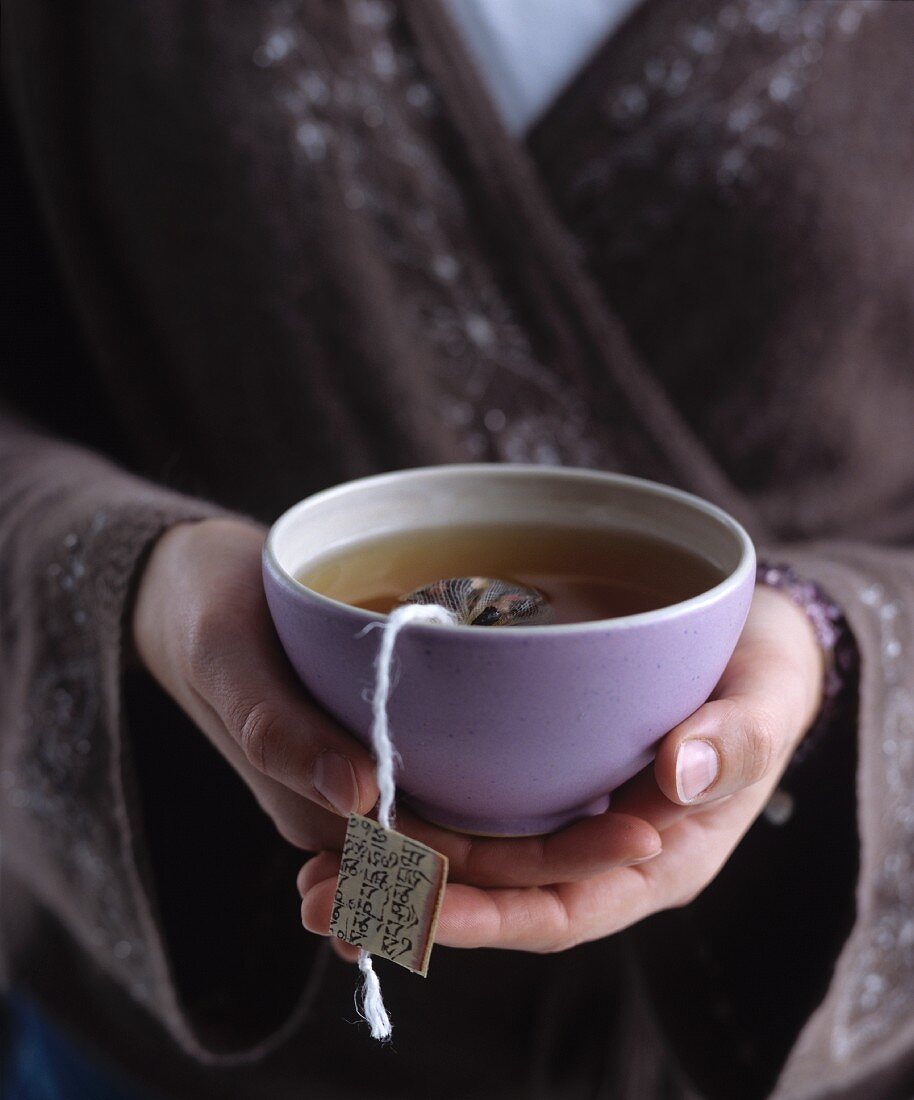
[
  {"left": 355, "top": 603, "right": 457, "bottom": 1040},
  {"left": 352, "top": 577, "right": 551, "bottom": 1040}
]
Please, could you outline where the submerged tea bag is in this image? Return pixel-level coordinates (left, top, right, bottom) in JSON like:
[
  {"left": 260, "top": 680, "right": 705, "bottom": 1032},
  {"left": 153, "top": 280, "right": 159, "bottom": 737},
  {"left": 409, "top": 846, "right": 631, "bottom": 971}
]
[
  {"left": 336, "top": 578, "right": 552, "bottom": 1041},
  {"left": 400, "top": 576, "right": 553, "bottom": 626}
]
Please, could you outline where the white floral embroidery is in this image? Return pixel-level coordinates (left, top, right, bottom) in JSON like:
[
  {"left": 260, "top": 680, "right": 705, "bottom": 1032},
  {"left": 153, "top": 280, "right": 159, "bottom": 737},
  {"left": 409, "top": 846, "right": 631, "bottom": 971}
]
[
  {"left": 831, "top": 580, "right": 914, "bottom": 1062},
  {"left": 598, "top": 0, "right": 880, "bottom": 195},
  {"left": 251, "top": 0, "right": 607, "bottom": 468},
  {"left": 10, "top": 512, "right": 151, "bottom": 1000}
]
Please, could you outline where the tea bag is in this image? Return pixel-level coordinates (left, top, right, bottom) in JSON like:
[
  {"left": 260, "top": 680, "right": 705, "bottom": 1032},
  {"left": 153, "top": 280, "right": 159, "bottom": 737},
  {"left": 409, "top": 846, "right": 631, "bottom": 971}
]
[
  {"left": 400, "top": 576, "right": 553, "bottom": 626},
  {"left": 339, "top": 578, "right": 552, "bottom": 1042}
]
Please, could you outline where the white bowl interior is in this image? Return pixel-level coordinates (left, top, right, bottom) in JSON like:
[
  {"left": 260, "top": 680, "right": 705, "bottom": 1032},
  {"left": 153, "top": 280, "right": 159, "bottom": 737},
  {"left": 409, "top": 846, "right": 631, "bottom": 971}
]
[{"left": 270, "top": 466, "right": 748, "bottom": 584}]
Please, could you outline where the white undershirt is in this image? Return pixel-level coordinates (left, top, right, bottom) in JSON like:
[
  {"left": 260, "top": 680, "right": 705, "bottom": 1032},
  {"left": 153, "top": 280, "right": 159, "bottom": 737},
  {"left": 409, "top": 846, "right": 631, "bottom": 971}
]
[{"left": 441, "top": 0, "right": 646, "bottom": 135}]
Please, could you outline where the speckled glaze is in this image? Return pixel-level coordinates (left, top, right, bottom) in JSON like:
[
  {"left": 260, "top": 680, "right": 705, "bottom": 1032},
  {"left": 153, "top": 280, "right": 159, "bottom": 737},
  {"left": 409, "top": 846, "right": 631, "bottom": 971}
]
[{"left": 264, "top": 465, "right": 755, "bottom": 836}]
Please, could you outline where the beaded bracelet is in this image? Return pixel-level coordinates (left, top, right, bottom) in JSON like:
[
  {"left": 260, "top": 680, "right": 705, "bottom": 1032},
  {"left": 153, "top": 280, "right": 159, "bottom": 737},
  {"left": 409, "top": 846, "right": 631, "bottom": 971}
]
[{"left": 755, "top": 561, "right": 859, "bottom": 768}]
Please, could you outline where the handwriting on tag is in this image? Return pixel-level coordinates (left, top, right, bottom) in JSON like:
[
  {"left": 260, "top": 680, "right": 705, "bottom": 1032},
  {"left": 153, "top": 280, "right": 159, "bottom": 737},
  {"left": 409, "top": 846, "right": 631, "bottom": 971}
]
[{"left": 330, "top": 813, "right": 449, "bottom": 976}]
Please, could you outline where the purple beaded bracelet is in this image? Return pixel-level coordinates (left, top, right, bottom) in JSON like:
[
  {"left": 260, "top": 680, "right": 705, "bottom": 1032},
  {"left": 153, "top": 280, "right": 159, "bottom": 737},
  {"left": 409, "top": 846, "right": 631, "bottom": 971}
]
[{"left": 755, "top": 561, "right": 859, "bottom": 767}]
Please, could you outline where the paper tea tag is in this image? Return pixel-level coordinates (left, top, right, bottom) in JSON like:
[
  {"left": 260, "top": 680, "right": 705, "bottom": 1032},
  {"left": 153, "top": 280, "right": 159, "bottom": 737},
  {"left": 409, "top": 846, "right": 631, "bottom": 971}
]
[{"left": 330, "top": 813, "right": 448, "bottom": 977}]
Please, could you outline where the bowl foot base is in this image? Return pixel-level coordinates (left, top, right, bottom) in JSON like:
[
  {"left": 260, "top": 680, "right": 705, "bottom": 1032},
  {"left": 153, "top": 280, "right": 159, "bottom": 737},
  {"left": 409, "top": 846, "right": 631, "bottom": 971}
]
[{"left": 401, "top": 792, "right": 612, "bottom": 837}]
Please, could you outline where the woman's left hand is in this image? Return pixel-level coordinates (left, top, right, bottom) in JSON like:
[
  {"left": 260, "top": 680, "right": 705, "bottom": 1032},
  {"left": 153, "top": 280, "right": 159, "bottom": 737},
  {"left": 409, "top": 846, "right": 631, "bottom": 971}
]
[{"left": 299, "top": 585, "right": 824, "bottom": 959}]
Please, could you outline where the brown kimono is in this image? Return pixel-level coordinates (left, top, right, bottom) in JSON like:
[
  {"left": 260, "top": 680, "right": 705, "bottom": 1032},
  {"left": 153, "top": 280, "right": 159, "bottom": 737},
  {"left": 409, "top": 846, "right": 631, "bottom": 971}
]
[{"left": 2, "top": 0, "right": 913, "bottom": 1096}]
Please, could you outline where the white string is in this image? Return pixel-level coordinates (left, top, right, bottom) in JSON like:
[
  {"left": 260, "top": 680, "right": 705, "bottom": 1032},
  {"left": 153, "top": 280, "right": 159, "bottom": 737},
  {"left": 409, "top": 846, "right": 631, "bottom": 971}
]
[
  {"left": 355, "top": 949, "right": 392, "bottom": 1040},
  {"left": 354, "top": 603, "right": 456, "bottom": 1041}
]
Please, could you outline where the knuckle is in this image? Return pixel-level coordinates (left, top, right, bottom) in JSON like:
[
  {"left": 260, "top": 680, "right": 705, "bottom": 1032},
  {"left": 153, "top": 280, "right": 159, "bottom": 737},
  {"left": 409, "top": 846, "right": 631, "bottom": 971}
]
[
  {"left": 234, "top": 700, "right": 284, "bottom": 774},
  {"left": 533, "top": 889, "right": 574, "bottom": 955},
  {"left": 458, "top": 836, "right": 483, "bottom": 881},
  {"left": 715, "top": 698, "right": 745, "bottom": 734},
  {"left": 739, "top": 707, "right": 776, "bottom": 783},
  {"left": 184, "top": 603, "right": 227, "bottom": 683}
]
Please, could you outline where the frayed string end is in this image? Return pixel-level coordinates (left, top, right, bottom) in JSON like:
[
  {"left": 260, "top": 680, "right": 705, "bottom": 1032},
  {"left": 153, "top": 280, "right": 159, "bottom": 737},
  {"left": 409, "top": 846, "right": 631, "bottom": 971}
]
[{"left": 357, "top": 948, "right": 393, "bottom": 1041}]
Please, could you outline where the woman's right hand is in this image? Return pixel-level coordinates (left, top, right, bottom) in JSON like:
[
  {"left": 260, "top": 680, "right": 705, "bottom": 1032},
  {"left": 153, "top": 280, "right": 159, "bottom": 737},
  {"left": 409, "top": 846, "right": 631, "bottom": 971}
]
[{"left": 131, "top": 517, "right": 384, "bottom": 853}]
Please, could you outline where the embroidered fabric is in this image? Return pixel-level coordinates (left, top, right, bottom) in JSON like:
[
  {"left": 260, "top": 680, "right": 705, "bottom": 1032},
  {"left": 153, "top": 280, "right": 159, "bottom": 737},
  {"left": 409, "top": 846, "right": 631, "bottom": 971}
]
[{"left": 4, "top": 0, "right": 913, "bottom": 1091}]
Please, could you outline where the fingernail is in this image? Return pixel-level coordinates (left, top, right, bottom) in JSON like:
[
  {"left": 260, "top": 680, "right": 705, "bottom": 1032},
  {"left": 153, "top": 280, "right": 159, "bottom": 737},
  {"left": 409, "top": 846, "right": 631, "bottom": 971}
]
[
  {"left": 624, "top": 849, "right": 662, "bottom": 866},
  {"left": 312, "top": 751, "right": 358, "bottom": 816},
  {"left": 675, "top": 739, "right": 720, "bottom": 803}
]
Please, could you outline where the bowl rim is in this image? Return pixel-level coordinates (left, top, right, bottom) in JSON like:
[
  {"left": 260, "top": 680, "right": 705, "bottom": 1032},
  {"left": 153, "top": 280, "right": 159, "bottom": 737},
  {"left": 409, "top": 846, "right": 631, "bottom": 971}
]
[{"left": 263, "top": 464, "right": 756, "bottom": 638}]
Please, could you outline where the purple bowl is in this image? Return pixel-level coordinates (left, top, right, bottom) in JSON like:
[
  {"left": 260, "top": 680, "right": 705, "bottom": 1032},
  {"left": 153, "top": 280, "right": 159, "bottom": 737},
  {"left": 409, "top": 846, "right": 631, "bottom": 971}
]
[{"left": 263, "top": 465, "right": 755, "bottom": 836}]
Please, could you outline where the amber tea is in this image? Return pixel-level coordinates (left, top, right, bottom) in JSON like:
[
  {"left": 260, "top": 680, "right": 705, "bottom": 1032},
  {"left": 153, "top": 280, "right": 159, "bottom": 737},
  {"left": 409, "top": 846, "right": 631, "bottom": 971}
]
[{"left": 296, "top": 524, "right": 725, "bottom": 625}]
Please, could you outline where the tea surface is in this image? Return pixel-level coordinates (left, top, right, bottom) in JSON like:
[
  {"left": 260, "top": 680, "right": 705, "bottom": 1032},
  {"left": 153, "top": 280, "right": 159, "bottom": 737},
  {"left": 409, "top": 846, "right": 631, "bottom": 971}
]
[{"left": 296, "top": 524, "right": 725, "bottom": 625}]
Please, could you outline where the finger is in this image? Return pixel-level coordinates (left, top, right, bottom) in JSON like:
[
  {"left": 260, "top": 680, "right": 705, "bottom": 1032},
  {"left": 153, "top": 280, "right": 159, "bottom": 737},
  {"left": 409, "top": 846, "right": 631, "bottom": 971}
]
[
  {"left": 391, "top": 802, "right": 662, "bottom": 886},
  {"left": 301, "top": 866, "right": 652, "bottom": 953},
  {"left": 299, "top": 858, "right": 367, "bottom": 963},
  {"left": 297, "top": 856, "right": 362, "bottom": 960},
  {"left": 434, "top": 782, "right": 773, "bottom": 949},
  {"left": 144, "top": 660, "right": 353, "bottom": 852},
  {"left": 331, "top": 939, "right": 361, "bottom": 964},
  {"left": 654, "top": 696, "right": 783, "bottom": 807},
  {"left": 303, "top": 781, "right": 774, "bottom": 953},
  {"left": 654, "top": 607, "right": 814, "bottom": 808},
  {"left": 168, "top": 522, "right": 381, "bottom": 816},
  {"left": 290, "top": 799, "right": 662, "bottom": 893},
  {"left": 257, "top": 777, "right": 349, "bottom": 851},
  {"left": 191, "top": 608, "right": 381, "bottom": 816},
  {"left": 298, "top": 852, "right": 364, "bottom": 963},
  {"left": 608, "top": 764, "right": 694, "bottom": 832},
  {"left": 150, "top": 669, "right": 355, "bottom": 850},
  {"left": 292, "top": 794, "right": 662, "bottom": 892},
  {"left": 297, "top": 851, "right": 340, "bottom": 897}
]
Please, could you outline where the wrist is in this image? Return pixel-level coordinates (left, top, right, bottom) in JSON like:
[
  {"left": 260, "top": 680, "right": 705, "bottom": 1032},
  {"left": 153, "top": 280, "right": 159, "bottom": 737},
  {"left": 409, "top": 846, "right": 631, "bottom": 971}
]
[
  {"left": 131, "top": 517, "right": 266, "bottom": 671},
  {"left": 754, "top": 560, "right": 857, "bottom": 762},
  {"left": 130, "top": 519, "right": 198, "bottom": 673},
  {"left": 754, "top": 584, "right": 825, "bottom": 734}
]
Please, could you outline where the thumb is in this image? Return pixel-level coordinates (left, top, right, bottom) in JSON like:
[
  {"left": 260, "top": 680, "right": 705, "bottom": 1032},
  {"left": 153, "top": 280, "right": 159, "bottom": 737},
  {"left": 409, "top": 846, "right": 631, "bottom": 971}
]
[
  {"left": 654, "top": 697, "right": 781, "bottom": 806},
  {"left": 655, "top": 586, "right": 824, "bottom": 807}
]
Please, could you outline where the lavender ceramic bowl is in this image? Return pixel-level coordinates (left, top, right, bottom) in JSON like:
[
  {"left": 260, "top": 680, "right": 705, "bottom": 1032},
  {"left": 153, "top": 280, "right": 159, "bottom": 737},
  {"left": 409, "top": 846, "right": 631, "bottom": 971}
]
[{"left": 263, "top": 465, "right": 755, "bottom": 837}]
